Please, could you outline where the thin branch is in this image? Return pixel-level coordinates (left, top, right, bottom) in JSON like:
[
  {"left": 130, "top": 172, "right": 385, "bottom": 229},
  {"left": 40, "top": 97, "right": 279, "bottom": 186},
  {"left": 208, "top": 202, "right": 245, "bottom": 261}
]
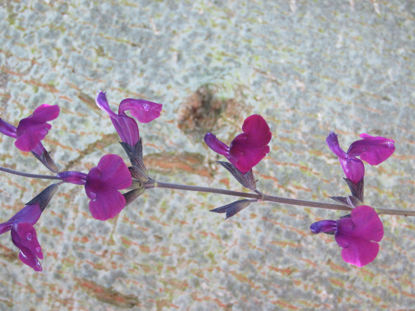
[
  {"left": 0, "top": 166, "right": 62, "bottom": 180},
  {"left": 146, "top": 181, "right": 415, "bottom": 216}
]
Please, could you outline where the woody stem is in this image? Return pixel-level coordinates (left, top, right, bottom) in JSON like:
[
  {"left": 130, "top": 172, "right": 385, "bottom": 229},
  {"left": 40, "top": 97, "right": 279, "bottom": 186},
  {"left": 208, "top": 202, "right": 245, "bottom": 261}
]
[{"left": 146, "top": 181, "right": 415, "bottom": 217}]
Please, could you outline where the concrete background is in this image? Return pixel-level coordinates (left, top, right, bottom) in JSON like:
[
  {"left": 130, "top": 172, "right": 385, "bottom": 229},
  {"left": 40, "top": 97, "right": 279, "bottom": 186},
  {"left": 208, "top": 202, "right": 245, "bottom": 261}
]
[{"left": 1, "top": 0, "right": 415, "bottom": 310}]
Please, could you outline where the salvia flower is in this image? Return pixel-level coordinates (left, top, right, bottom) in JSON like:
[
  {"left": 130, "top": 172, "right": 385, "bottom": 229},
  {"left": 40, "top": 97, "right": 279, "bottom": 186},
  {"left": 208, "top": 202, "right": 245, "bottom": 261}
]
[
  {"left": 96, "top": 91, "right": 162, "bottom": 147},
  {"left": 310, "top": 205, "right": 384, "bottom": 267},
  {"left": 326, "top": 132, "right": 395, "bottom": 184},
  {"left": 0, "top": 104, "right": 60, "bottom": 152},
  {"left": 204, "top": 114, "right": 272, "bottom": 173},
  {"left": 58, "top": 154, "right": 132, "bottom": 221},
  {"left": 0, "top": 184, "right": 59, "bottom": 271},
  {"left": 0, "top": 105, "right": 60, "bottom": 172}
]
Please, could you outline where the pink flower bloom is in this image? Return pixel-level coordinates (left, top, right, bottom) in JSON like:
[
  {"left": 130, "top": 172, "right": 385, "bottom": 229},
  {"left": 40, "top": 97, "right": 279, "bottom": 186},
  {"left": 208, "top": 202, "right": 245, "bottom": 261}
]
[
  {"left": 0, "top": 205, "right": 43, "bottom": 271},
  {"left": 204, "top": 114, "right": 272, "bottom": 173},
  {"left": 326, "top": 132, "right": 395, "bottom": 184},
  {"left": 0, "top": 104, "right": 59, "bottom": 152},
  {"left": 0, "top": 105, "right": 60, "bottom": 172},
  {"left": 310, "top": 205, "right": 384, "bottom": 267},
  {"left": 84, "top": 154, "right": 132, "bottom": 220},
  {"left": 58, "top": 155, "right": 133, "bottom": 220},
  {"left": 96, "top": 92, "right": 162, "bottom": 147},
  {"left": 0, "top": 184, "right": 59, "bottom": 271}
]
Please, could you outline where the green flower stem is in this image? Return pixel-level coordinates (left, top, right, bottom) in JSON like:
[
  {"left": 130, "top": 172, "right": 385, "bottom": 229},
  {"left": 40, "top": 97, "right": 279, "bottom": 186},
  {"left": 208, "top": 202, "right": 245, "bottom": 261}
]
[{"left": 146, "top": 181, "right": 415, "bottom": 217}]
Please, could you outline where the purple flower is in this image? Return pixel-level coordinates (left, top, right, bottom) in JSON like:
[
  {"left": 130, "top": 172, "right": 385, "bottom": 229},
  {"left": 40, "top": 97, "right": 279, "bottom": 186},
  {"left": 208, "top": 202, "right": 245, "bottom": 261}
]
[
  {"left": 204, "top": 114, "right": 272, "bottom": 173},
  {"left": 85, "top": 154, "right": 132, "bottom": 220},
  {"left": 0, "top": 105, "right": 60, "bottom": 172},
  {"left": 310, "top": 205, "right": 384, "bottom": 267},
  {"left": 326, "top": 132, "right": 395, "bottom": 184},
  {"left": 58, "top": 155, "right": 132, "bottom": 220},
  {"left": 0, "top": 184, "right": 59, "bottom": 271},
  {"left": 0, "top": 104, "right": 59, "bottom": 152},
  {"left": 96, "top": 92, "right": 162, "bottom": 147},
  {"left": 0, "top": 205, "right": 43, "bottom": 271}
]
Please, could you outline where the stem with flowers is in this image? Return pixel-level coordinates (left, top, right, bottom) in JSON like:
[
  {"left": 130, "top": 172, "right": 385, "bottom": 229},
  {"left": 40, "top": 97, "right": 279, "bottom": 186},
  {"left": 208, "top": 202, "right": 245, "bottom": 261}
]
[
  {"left": 144, "top": 181, "right": 415, "bottom": 217},
  {"left": 2, "top": 166, "right": 414, "bottom": 216},
  {"left": 0, "top": 91, "right": 409, "bottom": 271}
]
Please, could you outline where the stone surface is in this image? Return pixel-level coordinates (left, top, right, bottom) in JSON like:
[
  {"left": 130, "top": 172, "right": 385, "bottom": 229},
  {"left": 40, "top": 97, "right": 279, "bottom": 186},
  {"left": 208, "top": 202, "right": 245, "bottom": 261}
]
[{"left": 1, "top": 0, "right": 415, "bottom": 310}]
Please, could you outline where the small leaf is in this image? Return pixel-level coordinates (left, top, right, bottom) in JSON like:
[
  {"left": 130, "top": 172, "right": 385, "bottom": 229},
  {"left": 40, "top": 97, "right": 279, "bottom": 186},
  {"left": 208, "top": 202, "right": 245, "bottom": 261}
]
[
  {"left": 217, "top": 161, "right": 256, "bottom": 191},
  {"left": 330, "top": 196, "right": 349, "bottom": 205},
  {"left": 210, "top": 199, "right": 256, "bottom": 219},
  {"left": 344, "top": 177, "right": 364, "bottom": 202},
  {"left": 330, "top": 195, "right": 359, "bottom": 208}
]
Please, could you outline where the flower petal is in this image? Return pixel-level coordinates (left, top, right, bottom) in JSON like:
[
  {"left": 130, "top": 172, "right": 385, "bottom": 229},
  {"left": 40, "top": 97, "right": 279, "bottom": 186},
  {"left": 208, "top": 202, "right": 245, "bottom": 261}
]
[
  {"left": 15, "top": 122, "right": 51, "bottom": 151},
  {"left": 119, "top": 98, "right": 162, "bottom": 123},
  {"left": 19, "top": 250, "right": 42, "bottom": 271},
  {"left": 0, "top": 222, "right": 12, "bottom": 235},
  {"left": 241, "top": 114, "right": 272, "bottom": 146},
  {"left": 339, "top": 157, "right": 365, "bottom": 184},
  {"left": 348, "top": 133, "right": 395, "bottom": 165},
  {"left": 310, "top": 220, "right": 337, "bottom": 234},
  {"left": 229, "top": 133, "right": 270, "bottom": 173},
  {"left": 204, "top": 133, "right": 229, "bottom": 156},
  {"left": 88, "top": 189, "right": 126, "bottom": 220},
  {"left": 339, "top": 205, "right": 384, "bottom": 242},
  {"left": 58, "top": 171, "right": 88, "bottom": 185},
  {"left": 326, "top": 132, "right": 347, "bottom": 158},
  {"left": 336, "top": 235, "right": 380, "bottom": 267},
  {"left": 7, "top": 204, "right": 42, "bottom": 227},
  {"left": 96, "top": 91, "right": 116, "bottom": 117},
  {"left": 29, "top": 104, "right": 60, "bottom": 123},
  {"left": 110, "top": 115, "right": 140, "bottom": 147},
  {"left": 11, "top": 223, "right": 43, "bottom": 271},
  {"left": 0, "top": 118, "right": 17, "bottom": 138},
  {"left": 95, "top": 154, "right": 132, "bottom": 189}
]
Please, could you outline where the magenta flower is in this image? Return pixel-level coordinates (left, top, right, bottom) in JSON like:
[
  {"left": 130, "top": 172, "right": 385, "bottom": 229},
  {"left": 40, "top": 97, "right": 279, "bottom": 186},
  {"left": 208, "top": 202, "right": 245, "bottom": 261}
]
[
  {"left": 0, "top": 104, "right": 59, "bottom": 152},
  {"left": 204, "top": 114, "right": 272, "bottom": 173},
  {"left": 0, "top": 204, "right": 43, "bottom": 271},
  {"left": 59, "top": 154, "right": 132, "bottom": 220},
  {"left": 310, "top": 205, "right": 384, "bottom": 267},
  {"left": 85, "top": 154, "right": 132, "bottom": 220},
  {"left": 0, "top": 184, "right": 59, "bottom": 271},
  {"left": 326, "top": 132, "right": 395, "bottom": 184},
  {"left": 96, "top": 91, "right": 162, "bottom": 147},
  {"left": 0, "top": 104, "right": 60, "bottom": 172}
]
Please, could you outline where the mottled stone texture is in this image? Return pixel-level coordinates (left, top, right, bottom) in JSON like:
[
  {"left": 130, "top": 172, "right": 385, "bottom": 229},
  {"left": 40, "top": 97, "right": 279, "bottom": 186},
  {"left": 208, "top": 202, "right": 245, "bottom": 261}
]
[{"left": 1, "top": 0, "right": 415, "bottom": 310}]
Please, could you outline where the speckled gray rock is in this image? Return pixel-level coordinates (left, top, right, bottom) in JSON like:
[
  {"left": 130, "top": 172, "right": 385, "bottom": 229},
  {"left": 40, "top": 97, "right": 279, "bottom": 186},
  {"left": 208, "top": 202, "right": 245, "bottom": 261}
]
[{"left": 1, "top": 1, "right": 415, "bottom": 310}]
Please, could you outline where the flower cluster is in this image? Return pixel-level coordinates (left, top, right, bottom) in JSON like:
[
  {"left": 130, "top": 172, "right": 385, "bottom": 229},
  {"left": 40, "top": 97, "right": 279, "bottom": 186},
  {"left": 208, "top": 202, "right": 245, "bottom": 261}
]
[
  {"left": 205, "top": 122, "right": 395, "bottom": 267},
  {"left": 0, "top": 92, "right": 398, "bottom": 271},
  {"left": 0, "top": 93, "right": 162, "bottom": 270}
]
